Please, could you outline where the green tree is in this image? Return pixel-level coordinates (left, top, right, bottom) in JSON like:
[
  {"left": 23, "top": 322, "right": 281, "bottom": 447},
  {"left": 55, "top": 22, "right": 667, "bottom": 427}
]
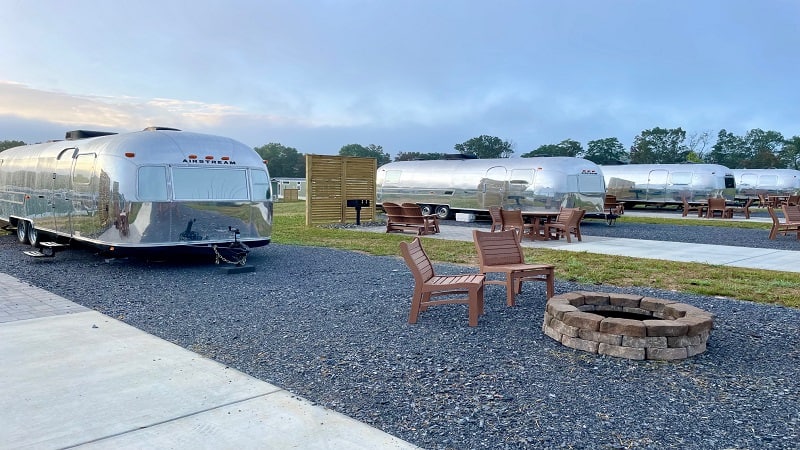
[
  {"left": 339, "top": 143, "right": 391, "bottom": 166},
  {"left": 629, "top": 127, "right": 688, "bottom": 164},
  {"left": 706, "top": 129, "right": 747, "bottom": 168},
  {"left": 521, "top": 139, "right": 583, "bottom": 157},
  {"left": 686, "top": 130, "right": 712, "bottom": 161},
  {"left": 747, "top": 148, "right": 782, "bottom": 168},
  {"left": 394, "top": 151, "right": 446, "bottom": 161},
  {"left": 0, "top": 140, "right": 26, "bottom": 152},
  {"left": 741, "top": 129, "right": 784, "bottom": 168},
  {"left": 454, "top": 135, "right": 514, "bottom": 158},
  {"left": 684, "top": 151, "right": 704, "bottom": 163},
  {"left": 582, "top": 137, "right": 628, "bottom": 164},
  {"left": 779, "top": 136, "right": 800, "bottom": 170},
  {"left": 254, "top": 143, "right": 306, "bottom": 178}
]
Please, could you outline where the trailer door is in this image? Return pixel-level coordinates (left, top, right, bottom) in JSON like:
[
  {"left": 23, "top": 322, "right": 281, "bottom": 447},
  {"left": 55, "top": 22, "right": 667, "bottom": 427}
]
[
  {"left": 481, "top": 166, "right": 507, "bottom": 207},
  {"left": 647, "top": 170, "right": 669, "bottom": 201},
  {"left": 52, "top": 148, "right": 75, "bottom": 234}
]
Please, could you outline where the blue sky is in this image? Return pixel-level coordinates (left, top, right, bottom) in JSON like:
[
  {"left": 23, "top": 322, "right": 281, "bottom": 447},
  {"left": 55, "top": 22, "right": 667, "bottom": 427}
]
[{"left": 1, "top": 0, "right": 798, "bottom": 157}]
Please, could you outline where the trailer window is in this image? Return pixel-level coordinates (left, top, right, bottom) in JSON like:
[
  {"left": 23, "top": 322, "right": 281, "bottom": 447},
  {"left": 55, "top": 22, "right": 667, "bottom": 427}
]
[
  {"left": 172, "top": 167, "right": 249, "bottom": 200},
  {"left": 384, "top": 170, "right": 401, "bottom": 184},
  {"left": 251, "top": 169, "right": 271, "bottom": 201},
  {"left": 740, "top": 174, "right": 758, "bottom": 187},
  {"left": 510, "top": 169, "right": 534, "bottom": 185},
  {"left": 138, "top": 166, "right": 169, "bottom": 201},
  {"left": 758, "top": 175, "right": 778, "bottom": 188},
  {"left": 578, "top": 174, "right": 605, "bottom": 193},
  {"left": 670, "top": 172, "right": 692, "bottom": 185},
  {"left": 72, "top": 153, "right": 96, "bottom": 185}
]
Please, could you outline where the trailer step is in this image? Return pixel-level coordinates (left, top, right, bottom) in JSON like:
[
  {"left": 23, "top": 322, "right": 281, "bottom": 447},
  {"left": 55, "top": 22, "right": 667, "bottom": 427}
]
[
  {"left": 23, "top": 242, "right": 69, "bottom": 258},
  {"left": 39, "top": 241, "right": 67, "bottom": 248}
]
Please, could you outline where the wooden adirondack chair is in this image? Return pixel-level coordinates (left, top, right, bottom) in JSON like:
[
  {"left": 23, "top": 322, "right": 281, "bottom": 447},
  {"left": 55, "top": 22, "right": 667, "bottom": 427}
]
[
  {"left": 604, "top": 194, "right": 624, "bottom": 215},
  {"left": 767, "top": 206, "right": 800, "bottom": 240},
  {"left": 488, "top": 206, "right": 503, "bottom": 232},
  {"left": 384, "top": 202, "right": 439, "bottom": 235},
  {"left": 500, "top": 209, "right": 535, "bottom": 241},
  {"left": 782, "top": 204, "right": 800, "bottom": 224},
  {"left": 729, "top": 197, "right": 753, "bottom": 219},
  {"left": 681, "top": 196, "right": 707, "bottom": 217},
  {"left": 472, "top": 229, "right": 555, "bottom": 307},
  {"left": 706, "top": 197, "right": 732, "bottom": 218},
  {"left": 400, "top": 237, "right": 485, "bottom": 326},
  {"left": 543, "top": 208, "right": 584, "bottom": 242}
]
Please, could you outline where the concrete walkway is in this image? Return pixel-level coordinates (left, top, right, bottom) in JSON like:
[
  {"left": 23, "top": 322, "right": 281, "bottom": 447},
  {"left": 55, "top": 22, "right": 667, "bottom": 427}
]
[
  {"left": 418, "top": 225, "right": 800, "bottom": 273},
  {"left": 0, "top": 273, "right": 418, "bottom": 449},
  {"left": 363, "top": 211, "right": 799, "bottom": 273}
]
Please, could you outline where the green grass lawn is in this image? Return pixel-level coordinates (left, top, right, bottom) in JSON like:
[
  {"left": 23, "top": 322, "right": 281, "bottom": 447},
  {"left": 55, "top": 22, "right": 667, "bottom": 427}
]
[{"left": 273, "top": 201, "right": 800, "bottom": 308}]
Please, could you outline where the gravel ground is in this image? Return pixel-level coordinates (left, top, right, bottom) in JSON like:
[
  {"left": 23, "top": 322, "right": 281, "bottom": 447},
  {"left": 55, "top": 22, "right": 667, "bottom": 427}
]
[{"left": 2, "top": 222, "right": 799, "bottom": 449}]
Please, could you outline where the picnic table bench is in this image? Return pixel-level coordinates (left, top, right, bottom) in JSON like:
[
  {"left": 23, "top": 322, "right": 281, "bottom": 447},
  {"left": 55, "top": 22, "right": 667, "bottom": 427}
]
[{"left": 383, "top": 202, "right": 440, "bottom": 235}]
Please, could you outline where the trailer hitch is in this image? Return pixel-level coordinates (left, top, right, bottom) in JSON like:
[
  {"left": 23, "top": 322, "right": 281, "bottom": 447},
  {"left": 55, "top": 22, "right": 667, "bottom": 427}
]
[{"left": 211, "top": 226, "right": 250, "bottom": 265}]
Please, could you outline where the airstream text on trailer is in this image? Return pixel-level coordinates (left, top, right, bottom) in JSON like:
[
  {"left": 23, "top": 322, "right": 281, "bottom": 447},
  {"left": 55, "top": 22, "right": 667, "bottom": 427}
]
[
  {"left": 376, "top": 156, "right": 607, "bottom": 219},
  {"left": 600, "top": 163, "right": 736, "bottom": 208},
  {"left": 0, "top": 128, "right": 273, "bottom": 259}
]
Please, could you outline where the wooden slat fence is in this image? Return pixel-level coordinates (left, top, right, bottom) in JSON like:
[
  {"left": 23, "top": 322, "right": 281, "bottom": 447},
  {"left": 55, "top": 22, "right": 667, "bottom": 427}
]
[{"left": 305, "top": 155, "right": 376, "bottom": 226}]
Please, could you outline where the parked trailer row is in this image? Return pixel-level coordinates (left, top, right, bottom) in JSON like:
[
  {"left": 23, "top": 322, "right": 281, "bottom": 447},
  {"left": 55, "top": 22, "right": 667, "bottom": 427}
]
[
  {"left": 0, "top": 128, "right": 273, "bottom": 259},
  {"left": 731, "top": 169, "right": 800, "bottom": 198},
  {"left": 376, "top": 157, "right": 607, "bottom": 219},
  {"left": 600, "top": 164, "right": 800, "bottom": 208},
  {"left": 600, "top": 164, "right": 736, "bottom": 207}
]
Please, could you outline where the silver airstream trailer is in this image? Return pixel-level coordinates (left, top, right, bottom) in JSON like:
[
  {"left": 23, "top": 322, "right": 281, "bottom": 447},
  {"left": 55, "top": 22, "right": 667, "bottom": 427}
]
[
  {"left": 731, "top": 169, "right": 800, "bottom": 198},
  {"left": 376, "top": 156, "right": 607, "bottom": 218},
  {"left": 600, "top": 163, "right": 736, "bottom": 207},
  {"left": 0, "top": 128, "right": 273, "bottom": 259}
]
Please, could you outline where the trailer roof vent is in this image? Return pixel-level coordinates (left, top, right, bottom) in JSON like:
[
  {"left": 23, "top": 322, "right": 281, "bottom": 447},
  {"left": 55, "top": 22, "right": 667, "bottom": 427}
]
[
  {"left": 443, "top": 153, "right": 478, "bottom": 160},
  {"left": 65, "top": 130, "right": 118, "bottom": 140},
  {"left": 143, "top": 126, "right": 182, "bottom": 132}
]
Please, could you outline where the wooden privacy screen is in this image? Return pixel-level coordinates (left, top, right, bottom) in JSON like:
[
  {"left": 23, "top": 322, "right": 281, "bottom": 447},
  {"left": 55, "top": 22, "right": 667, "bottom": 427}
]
[{"left": 305, "top": 155, "right": 377, "bottom": 226}]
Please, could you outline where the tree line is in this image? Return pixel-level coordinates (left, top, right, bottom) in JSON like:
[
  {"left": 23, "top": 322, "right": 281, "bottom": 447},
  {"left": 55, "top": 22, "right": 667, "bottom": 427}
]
[
  {"left": 254, "top": 127, "right": 800, "bottom": 177},
  {"left": 3, "top": 127, "right": 798, "bottom": 178}
]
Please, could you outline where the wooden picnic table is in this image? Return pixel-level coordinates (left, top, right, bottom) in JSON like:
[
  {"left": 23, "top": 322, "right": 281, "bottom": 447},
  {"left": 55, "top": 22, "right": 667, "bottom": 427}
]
[
  {"left": 769, "top": 195, "right": 790, "bottom": 207},
  {"left": 521, "top": 211, "right": 561, "bottom": 241}
]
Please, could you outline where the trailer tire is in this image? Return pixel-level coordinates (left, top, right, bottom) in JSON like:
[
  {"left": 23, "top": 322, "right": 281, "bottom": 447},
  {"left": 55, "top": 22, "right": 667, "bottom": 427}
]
[
  {"left": 435, "top": 205, "right": 451, "bottom": 220},
  {"left": 16, "top": 220, "right": 30, "bottom": 244},
  {"left": 419, "top": 205, "right": 434, "bottom": 216},
  {"left": 28, "top": 225, "right": 40, "bottom": 247}
]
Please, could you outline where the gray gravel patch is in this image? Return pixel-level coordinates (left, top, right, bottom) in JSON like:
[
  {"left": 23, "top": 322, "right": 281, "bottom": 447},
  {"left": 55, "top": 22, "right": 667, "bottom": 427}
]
[{"left": 1, "top": 231, "right": 798, "bottom": 449}]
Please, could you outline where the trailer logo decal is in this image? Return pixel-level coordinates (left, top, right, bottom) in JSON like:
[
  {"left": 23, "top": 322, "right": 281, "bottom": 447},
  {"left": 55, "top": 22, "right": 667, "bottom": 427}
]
[{"left": 182, "top": 157, "right": 237, "bottom": 165}]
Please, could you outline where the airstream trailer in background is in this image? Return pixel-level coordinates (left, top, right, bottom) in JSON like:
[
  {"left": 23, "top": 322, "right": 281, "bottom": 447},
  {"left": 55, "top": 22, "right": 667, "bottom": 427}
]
[
  {"left": 0, "top": 128, "right": 273, "bottom": 259},
  {"left": 731, "top": 169, "right": 800, "bottom": 199},
  {"left": 600, "top": 164, "right": 736, "bottom": 207},
  {"left": 376, "top": 156, "right": 607, "bottom": 219}
]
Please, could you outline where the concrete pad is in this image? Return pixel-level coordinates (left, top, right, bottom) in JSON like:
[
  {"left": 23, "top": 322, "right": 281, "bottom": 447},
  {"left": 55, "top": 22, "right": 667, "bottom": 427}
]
[
  {"left": 550, "top": 237, "right": 790, "bottom": 270},
  {"left": 0, "top": 311, "right": 417, "bottom": 449},
  {"left": 80, "top": 391, "right": 413, "bottom": 449}
]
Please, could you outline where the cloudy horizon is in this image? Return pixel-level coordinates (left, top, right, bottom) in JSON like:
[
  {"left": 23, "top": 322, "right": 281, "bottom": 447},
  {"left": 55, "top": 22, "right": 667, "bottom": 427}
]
[{"left": 1, "top": 0, "right": 798, "bottom": 157}]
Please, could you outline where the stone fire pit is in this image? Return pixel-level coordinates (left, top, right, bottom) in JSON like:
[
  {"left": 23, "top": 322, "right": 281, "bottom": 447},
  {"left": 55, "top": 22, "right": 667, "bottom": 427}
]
[{"left": 542, "top": 291, "right": 714, "bottom": 360}]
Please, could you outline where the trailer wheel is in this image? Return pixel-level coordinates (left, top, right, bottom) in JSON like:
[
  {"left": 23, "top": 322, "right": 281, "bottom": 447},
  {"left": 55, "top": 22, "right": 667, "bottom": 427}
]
[
  {"left": 419, "top": 205, "right": 433, "bottom": 216},
  {"left": 16, "top": 220, "right": 30, "bottom": 244},
  {"left": 435, "top": 205, "right": 451, "bottom": 219},
  {"left": 28, "top": 225, "right": 40, "bottom": 247}
]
